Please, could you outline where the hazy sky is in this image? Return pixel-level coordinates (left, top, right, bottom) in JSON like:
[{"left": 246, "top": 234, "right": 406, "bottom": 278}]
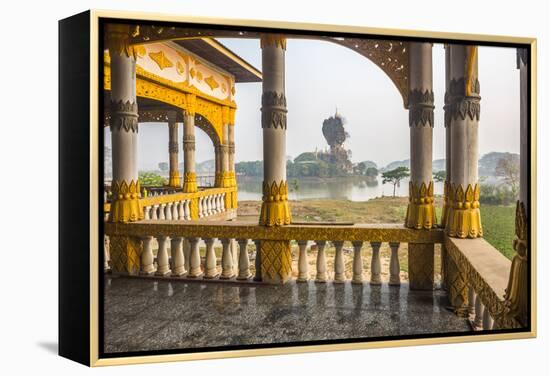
[{"left": 105, "top": 39, "right": 520, "bottom": 170}]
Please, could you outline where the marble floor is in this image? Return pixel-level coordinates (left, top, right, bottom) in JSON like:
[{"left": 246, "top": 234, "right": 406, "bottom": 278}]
[{"left": 103, "top": 276, "right": 471, "bottom": 354}]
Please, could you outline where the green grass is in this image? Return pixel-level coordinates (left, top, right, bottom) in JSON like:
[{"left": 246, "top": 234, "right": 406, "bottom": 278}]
[{"left": 480, "top": 204, "right": 516, "bottom": 259}]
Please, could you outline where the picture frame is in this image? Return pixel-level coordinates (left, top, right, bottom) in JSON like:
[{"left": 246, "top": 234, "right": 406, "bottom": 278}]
[{"left": 58, "top": 9, "right": 537, "bottom": 366}]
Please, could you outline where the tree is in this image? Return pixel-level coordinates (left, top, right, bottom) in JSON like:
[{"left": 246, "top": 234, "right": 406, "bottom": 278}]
[
  {"left": 433, "top": 170, "right": 446, "bottom": 183},
  {"left": 382, "top": 167, "right": 410, "bottom": 197},
  {"left": 355, "top": 162, "right": 367, "bottom": 175},
  {"left": 366, "top": 166, "right": 379, "bottom": 177},
  {"left": 158, "top": 162, "right": 169, "bottom": 172},
  {"left": 495, "top": 155, "right": 520, "bottom": 197}
]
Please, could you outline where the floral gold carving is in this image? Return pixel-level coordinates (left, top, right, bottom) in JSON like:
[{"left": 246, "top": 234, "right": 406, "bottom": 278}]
[
  {"left": 109, "top": 179, "right": 144, "bottom": 223},
  {"left": 182, "top": 172, "right": 198, "bottom": 193},
  {"left": 259, "top": 180, "right": 292, "bottom": 226},
  {"left": 405, "top": 181, "right": 436, "bottom": 229},
  {"left": 446, "top": 183, "right": 483, "bottom": 238}
]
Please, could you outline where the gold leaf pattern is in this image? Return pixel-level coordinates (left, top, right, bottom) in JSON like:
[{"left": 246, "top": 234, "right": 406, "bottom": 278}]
[
  {"left": 204, "top": 76, "right": 220, "bottom": 90},
  {"left": 405, "top": 181, "right": 436, "bottom": 229},
  {"left": 260, "top": 240, "right": 292, "bottom": 283},
  {"left": 149, "top": 50, "right": 174, "bottom": 70}
]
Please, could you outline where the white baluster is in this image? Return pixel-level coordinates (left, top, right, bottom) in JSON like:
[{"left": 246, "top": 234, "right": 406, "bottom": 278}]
[
  {"left": 155, "top": 236, "right": 170, "bottom": 276},
  {"left": 468, "top": 286, "right": 476, "bottom": 317},
  {"left": 221, "top": 193, "right": 226, "bottom": 211},
  {"left": 204, "top": 238, "right": 218, "bottom": 278},
  {"left": 370, "top": 242, "right": 382, "bottom": 285},
  {"left": 389, "top": 242, "right": 401, "bottom": 286},
  {"left": 315, "top": 240, "right": 327, "bottom": 282},
  {"left": 151, "top": 205, "right": 158, "bottom": 220},
  {"left": 184, "top": 200, "right": 191, "bottom": 220},
  {"left": 483, "top": 306, "right": 494, "bottom": 330},
  {"left": 172, "top": 201, "right": 179, "bottom": 220},
  {"left": 140, "top": 236, "right": 155, "bottom": 275},
  {"left": 159, "top": 204, "right": 166, "bottom": 220},
  {"left": 254, "top": 240, "right": 262, "bottom": 281},
  {"left": 170, "top": 237, "right": 186, "bottom": 276},
  {"left": 208, "top": 195, "right": 213, "bottom": 215},
  {"left": 165, "top": 203, "right": 173, "bottom": 220},
  {"left": 297, "top": 240, "right": 309, "bottom": 282},
  {"left": 333, "top": 240, "right": 345, "bottom": 283},
  {"left": 220, "top": 238, "right": 235, "bottom": 279},
  {"left": 237, "top": 239, "right": 251, "bottom": 280},
  {"left": 143, "top": 206, "right": 150, "bottom": 220},
  {"left": 187, "top": 237, "right": 202, "bottom": 277},
  {"left": 198, "top": 197, "right": 204, "bottom": 218},
  {"left": 352, "top": 241, "right": 364, "bottom": 284},
  {"left": 178, "top": 200, "right": 185, "bottom": 220},
  {"left": 474, "top": 294, "right": 484, "bottom": 329}
]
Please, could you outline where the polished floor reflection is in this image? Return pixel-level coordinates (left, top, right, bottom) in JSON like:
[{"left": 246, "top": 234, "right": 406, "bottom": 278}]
[{"left": 103, "top": 276, "right": 470, "bottom": 353}]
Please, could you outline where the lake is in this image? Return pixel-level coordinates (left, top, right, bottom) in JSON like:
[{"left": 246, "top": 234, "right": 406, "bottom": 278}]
[{"left": 236, "top": 175, "right": 444, "bottom": 202}]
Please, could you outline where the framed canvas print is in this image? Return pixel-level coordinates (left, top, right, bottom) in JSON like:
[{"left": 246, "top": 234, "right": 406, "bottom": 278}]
[{"left": 58, "top": 9, "right": 537, "bottom": 366}]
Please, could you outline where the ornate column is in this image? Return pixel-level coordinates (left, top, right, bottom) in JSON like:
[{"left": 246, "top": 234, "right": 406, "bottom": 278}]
[
  {"left": 167, "top": 113, "right": 180, "bottom": 188},
  {"left": 227, "top": 107, "right": 237, "bottom": 209},
  {"left": 107, "top": 24, "right": 142, "bottom": 224},
  {"left": 259, "top": 34, "right": 292, "bottom": 283},
  {"left": 106, "top": 24, "right": 143, "bottom": 275},
  {"left": 183, "top": 95, "right": 198, "bottom": 193},
  {"left": 445, "top": 45, "right": 482, "bottom": 238},
  {"left": 406, "top": 42, "right": 435, "bottom": 230},
  {"left": 406, "top": 42, "right": 435, "bottom": 290},
  {"left": 502, "top": 48, "right": 529, "bottom": 328},
  {"left": 441, "top": 44, "right": 452, "bottom": 228}
]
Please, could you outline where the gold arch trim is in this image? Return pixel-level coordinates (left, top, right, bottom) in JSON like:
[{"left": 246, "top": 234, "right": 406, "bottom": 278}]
[{"left": 104, "top": 56, "right": 236, "bottom": 144}]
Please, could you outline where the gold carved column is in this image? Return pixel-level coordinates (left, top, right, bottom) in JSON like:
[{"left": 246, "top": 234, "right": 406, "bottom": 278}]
[
  {"left": 259, "top": 34, "right": 292, "bottom": 284},
  {"left": 445, "top": 45, "right": 483, "bottom": 238}
]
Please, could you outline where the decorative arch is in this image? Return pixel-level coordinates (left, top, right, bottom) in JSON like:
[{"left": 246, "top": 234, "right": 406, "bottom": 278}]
[{"left": 128, "top": 27, "right": 410, "bottom": 107}]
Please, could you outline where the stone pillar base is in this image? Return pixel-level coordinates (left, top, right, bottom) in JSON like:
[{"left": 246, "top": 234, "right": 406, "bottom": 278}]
[
  {"left": 109, "top": 235, "right": 141, "bottom": 275},
  {"left": 109, "top": 180, "right": 143, "bottom": 223},
  {"left": 446, "top": 183, "right": 483, "bottom": 238},
  {"left": 182, "top": 172, "right": 198, "bottom": 193},
  {"left": 259, "top": 180, "right": 292, "bottom": 226},
  {"left": 260, "top": 240, "right": 292, "bottom": 284},
  {"left": 168, "top": 170, "right": 181, "bottom": 187},
  {"left": 408, "top": 243, "right": 434, "bottom": 290},
  {"left": 405, "top": 181, "right": 436, "bottom": 229}
]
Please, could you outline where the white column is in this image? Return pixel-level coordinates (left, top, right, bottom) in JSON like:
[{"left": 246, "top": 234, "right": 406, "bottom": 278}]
[
  {"left": 259, "top": 34, "right": 291, "bottom": 226},
  {"left": 107, "top": 25, "right": 142, "bottom": 223},
  {"left": 406, "top": 42, "right": 435, "bottom": 230},
  {"left": 446, "top": 45, "right": 482, "bottom": 238},
  {"left": 168, "top": 119, "right": 181, "bottom": 188}
]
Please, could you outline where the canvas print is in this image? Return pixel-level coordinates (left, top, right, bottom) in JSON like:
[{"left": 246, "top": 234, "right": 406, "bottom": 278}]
[{"left": 101, "top": 20, "right": 531, "bottom": 357}]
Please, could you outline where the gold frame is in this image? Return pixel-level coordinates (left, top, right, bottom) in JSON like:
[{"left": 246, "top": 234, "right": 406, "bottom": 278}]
[{"left": 89, "top": 9, "right": 537, "bottom": 366}]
